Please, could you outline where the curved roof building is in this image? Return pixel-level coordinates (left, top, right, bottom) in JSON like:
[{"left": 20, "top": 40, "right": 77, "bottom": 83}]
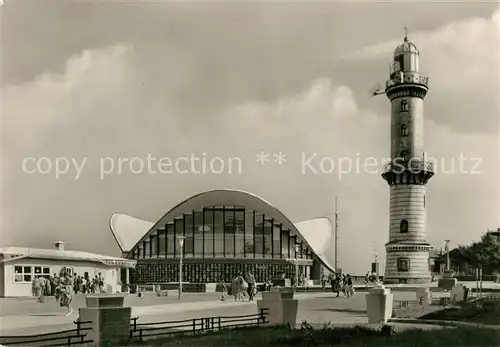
[{"left": 110, "top": 189, "right": 336, "bottom": 284}]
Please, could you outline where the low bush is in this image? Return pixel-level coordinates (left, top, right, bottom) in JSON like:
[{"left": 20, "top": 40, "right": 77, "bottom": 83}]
[
  {"left": 132, "top": 321, "right": 499, "bottom": 347},
  {"left": 420, "top": 299, "right": 500, "bottom": 325}
]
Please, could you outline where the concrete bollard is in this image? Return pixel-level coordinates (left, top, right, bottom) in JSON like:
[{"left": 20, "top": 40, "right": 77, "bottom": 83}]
[
  {"left": 78, "top": 294, "right": 131, "bottom": 346},
  {"left": 257, "top": 287, "right": 298, "bottom": 326},
  {"left": 365, "top": 284, "right": 394, "bottom": 324},
  {"left": 438, "top": 271, "right": 457, "bottom": 290},
  {"left": 450, "top": 283, "right": 466, "bottom": 303}
]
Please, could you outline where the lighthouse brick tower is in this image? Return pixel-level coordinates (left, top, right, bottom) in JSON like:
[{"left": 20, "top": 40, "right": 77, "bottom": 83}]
[{"left": 381, "top": 33, "right": 434, "bottom": 284}]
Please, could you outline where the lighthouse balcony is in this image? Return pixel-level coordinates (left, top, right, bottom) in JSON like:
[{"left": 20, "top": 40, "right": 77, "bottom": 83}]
[
  {"left": 383, "top": 158, "right": 434, "bottom": 174},
  {"left": 382, "top": 159, "right": 434, "bottom": 185},
  {"left": 386, "top": 73, "right": 428, "bottom": 89}
]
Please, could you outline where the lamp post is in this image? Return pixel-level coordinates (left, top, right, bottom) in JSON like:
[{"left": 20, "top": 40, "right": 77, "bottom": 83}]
[
  {"left": 294, "top": 244, "right": 300, "bottom": 290},
  {"left": 177, "top": 236, "right": 186, "bottom": 300},
  {"left": 444, "top": 240, "right": 451, "bottom": 271}
]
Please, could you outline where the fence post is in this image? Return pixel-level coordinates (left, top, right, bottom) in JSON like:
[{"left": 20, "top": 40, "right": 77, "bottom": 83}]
[
  {"left": 139, "top": 329, "right": 143, "bottom": 341},
  {"left": 192, "top": 318, "right": 196, "bottom": 335},
  {"left": 74, "top": 320, "right": 80, "bottom": 337},
  {"left": 218, "top": 316, "right": 221, "bottom": 331},
  {"left": 260, "top": 308, "right": 265, "bottom": 324},
  {"left": 67, "top": 335, "right": 71, "bottom": 346},
  {"left": 132, "top": 317, "right": 138, "bottom": 332},
  {"left": 211, "top": 317, "right": 214, "bottom": 331},
  {"left": 201, "top": 317, "right": 204, "bottom": 331}
]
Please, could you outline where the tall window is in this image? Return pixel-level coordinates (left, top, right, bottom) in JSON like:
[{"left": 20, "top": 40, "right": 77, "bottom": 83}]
[
  {"left": 194, "top": 210, "right": 203, "bottom": 256},
  {"left": 174, "top": 217, "right": 184, "bottom": 256},
  {"left": 203, "top": 208, "right": 214, "bottom": 256},
  {"left": 400, "top": 150, "right": 408, "bottom": 162},
  {"left": 224, "top": 207, "right": 235, "bottom": 256},
  {"left": 395, "top": 55, "right": 404, "bottom": 72},
  {"left": 14, "top": 266, "right": 32, "bottom": 283},
  {"left": 244, "top": 209, "right": 254, "bottom": 257},
  {"left": 184, "top": 213, "right": 194, "bottom": 256},
  {"left": 397, "top": 257, "right": 410, "bottom": 272},
  {"left": 281, "top": 229, "right": 290, "bottom": 258},
  {"left": 401, "top": 99, "right": 408, "bottom": 112},
  {"left": 290, "top": 235, "right": 297, "bottom": 258},
  {"left": 214, "top": 209, "right": 224, "bottom": 256},
  {"left": 235, "top": 209, "right": 245, "bottom": 256},
  {"left": 423, "top": 195, "right": 426, "bottom": 208},
  {"left": 166, "top": 223, "right": 175, "bottom": 257},
  {"left": 264, "top": 218, "right": 273, "bottom": 258},
  {"left": 150, "top": 235, "right": 157, "bottom": 257},
  {"left": 253, "top": 213, "right": 264, "bottom": 258},
  {"left": 400, "top": 219, "right": 409, "bottom": 233},
  {"left": 273, "top": 223, "right": 281, "bottom": 258},
  {"left": 158, "top": 228, "right": 166, "bottom": 256},
  {"left": 400, "top": 124, "right": 408, "bottom": 137}
]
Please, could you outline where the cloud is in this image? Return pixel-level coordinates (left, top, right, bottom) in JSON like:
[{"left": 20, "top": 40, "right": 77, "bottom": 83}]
[
  {"left": 337, "top": 10, "right": 499, "bottom": 131},
  {"left": 2, "top": 10, "right": 498, "bottom": 275}
]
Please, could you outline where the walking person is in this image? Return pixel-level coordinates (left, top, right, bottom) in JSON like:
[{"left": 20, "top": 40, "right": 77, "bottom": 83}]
[
  {"left": 328, "top": 273, "right": 335, "bottom": 293},
  {"left": 320, "top": 275, "right": 326, "bottom": 292},
  {"left": 246, "top": 272, "right": 256, "bottom": 301},
  {"left": 346, "top": 274, "right": 354, "bottom": 298},
  {"left": 32, "top": 277, "right": 40, "bottom": 300},
  {"left": 37, "top": 276, "right": 47, "bottom": 303},
  {"left": 232, "top": 275, "right": 241, "bottom": 302},
  {"left": 97, "top": 273, "right": 105, "bottom": 293},
  {"left": 219, "top": 279, "right": 227, "bottom": 301},
  {"left": 341, "top": 274, "right": 348, "bottom": 296},
  {"left": 57, "top": 269, "right": 74, "bottom": 316},
  {"left": 240, "top": 273, "right": 248, "bottom": 301},
  {"left": 334, "top": 274, "right": 342, "bottom": 297}
]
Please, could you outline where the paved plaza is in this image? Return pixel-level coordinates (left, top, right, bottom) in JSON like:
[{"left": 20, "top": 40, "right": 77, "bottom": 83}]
[
  {"left": 0, "top": 290, "right": 446, "bottom": 336},
  {"left": 1, "top": 281, "right": 497, "bottom": 336}
]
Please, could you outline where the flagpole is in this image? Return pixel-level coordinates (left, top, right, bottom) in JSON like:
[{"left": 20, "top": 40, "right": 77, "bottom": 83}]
[{"left": 334, "top": 195, "right": 338, "bottom": 272}]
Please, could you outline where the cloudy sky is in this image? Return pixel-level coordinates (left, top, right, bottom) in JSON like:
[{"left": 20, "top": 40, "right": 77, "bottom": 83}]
[{"left": 1, "top": 0, "right": 499, "bottom": 274}]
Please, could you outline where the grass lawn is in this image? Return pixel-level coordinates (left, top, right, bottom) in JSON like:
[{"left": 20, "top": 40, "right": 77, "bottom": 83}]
[
  {"left": 419, "top": 299, "right": 500, "bottom": 325},
  {"left": 119, "top": 324, "right": 500, "bottom": 347}
]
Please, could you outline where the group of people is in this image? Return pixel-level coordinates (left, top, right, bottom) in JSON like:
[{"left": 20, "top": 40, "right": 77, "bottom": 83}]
[
  {"left": 321, "top": 273, "right": 355, "bottom": 298},
  {"left": 72, "top": 274, "right": 105, "bottom": 294},
  {"left": 221, "top": 272, "right": 257, "bottom": 302},
  {"left": 31, "top": 269, "right": 106, "bottom": 316}
]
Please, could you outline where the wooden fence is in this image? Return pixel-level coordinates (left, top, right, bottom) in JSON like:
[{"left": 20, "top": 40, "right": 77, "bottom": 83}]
[
  {"left": 129, "top": 308, "right": 269, "bottom": 341},
  {"left": 0, "top": 320, "right": 92, "bottom": 346},
  {"left": 0, "top": 308, "right": 269, "bottom": 346}
]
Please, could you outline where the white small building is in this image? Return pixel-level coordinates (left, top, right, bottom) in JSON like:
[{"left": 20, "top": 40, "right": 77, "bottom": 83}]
[{"left": 0, "top": 241, "right": 136, "bottom": 297}]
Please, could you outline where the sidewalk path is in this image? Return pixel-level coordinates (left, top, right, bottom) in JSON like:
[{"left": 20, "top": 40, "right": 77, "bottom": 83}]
[
  {"left": 0, "top": 290, "right": 451, "bottom": 336},
  {"left": 0, "top": 292, "right": 338, "bottom": 335}
]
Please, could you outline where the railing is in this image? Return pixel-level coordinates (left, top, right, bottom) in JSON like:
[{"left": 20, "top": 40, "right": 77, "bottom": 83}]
[
  {"left": 0, "top": 320, "right": 92, "bottom": 346},
  {"left": 129, "top": 308, "right": 269, "bottom": 341},
  {"left": 386, "top": 74, "right": 429, "bottom": 88},
  {"left": 382, "top": 159, "right": 434, "bottom": 174}
]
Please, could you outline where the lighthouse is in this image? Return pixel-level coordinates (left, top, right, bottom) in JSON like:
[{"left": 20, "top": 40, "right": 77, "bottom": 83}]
[{"left": 381, "top": 32, "right": 434, "bottom": 284}]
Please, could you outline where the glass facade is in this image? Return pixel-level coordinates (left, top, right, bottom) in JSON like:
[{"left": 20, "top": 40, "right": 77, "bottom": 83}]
[{"left": 129, "top": 205, "right": 315, "bottom": 284}]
